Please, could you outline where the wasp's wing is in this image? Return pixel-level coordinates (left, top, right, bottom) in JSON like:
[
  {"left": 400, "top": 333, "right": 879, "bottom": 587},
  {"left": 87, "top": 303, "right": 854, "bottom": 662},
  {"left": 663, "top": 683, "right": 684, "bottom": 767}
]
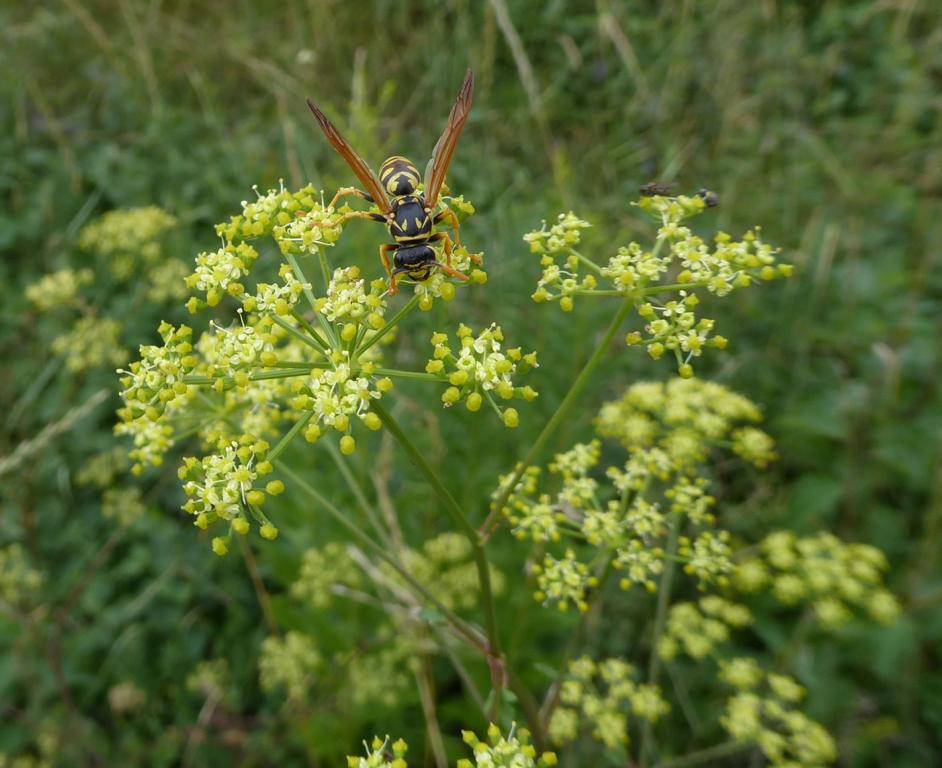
[
  {"left": 423, "top": 69, "right": 474, "bottom": 209},
  {"left": 306, "top": 99, "right": 391, "bottom": 216}
]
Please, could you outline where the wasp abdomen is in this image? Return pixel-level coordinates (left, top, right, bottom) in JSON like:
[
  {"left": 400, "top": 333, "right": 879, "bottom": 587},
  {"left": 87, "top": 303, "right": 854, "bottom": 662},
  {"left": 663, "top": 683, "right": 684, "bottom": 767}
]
[
  {"left": 393, "top": 244, "right": 436, "bottom": 279},
  {"left": 379, "top": 156, "right": 420, "bottom": 197}
]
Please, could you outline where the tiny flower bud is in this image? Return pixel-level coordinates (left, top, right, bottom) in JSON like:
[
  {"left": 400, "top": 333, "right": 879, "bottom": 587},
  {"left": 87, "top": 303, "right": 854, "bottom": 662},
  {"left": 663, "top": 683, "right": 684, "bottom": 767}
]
[
  {"left": 362, "top": 412, "right": 382, "bottom": 431},
  {"left": 340, "top": 435, "right": 356, "bottom": 455},
  {"left": 266, "top": 480, "right": 285, "bottom": 495},
  {"left": 466, "top": 392, "right": 483, "bottom": 412},
  {"left": 211, "top": 538, "right": 228, "bottom": 556},
  {"left": 503, "top": 408, "right": 519, "bottom": 428},
  {"left": 260, "top": 524, "right": 278, "bottom": 540},
  {"left": 246, "top": 489, "right": 266, "bottom": 506},
  {"left": 340, "top": 323, "right": 357, "bottom": 342},
  {"left": 559, "top": 296, "right": 574, "bottom": 312},
  {"left": 419, "top": 295, "right": 433, "bottom": 311},
  {"left": 233, "top": 518, "right": 250, "bottom": 535},
  {"left": 440, "top": 282, "right": 456, "bottom": 301}
]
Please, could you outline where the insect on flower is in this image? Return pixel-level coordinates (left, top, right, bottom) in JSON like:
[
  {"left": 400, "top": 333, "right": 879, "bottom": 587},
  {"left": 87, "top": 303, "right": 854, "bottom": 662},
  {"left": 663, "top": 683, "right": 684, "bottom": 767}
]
[{"left": 306, "top": 69, "right": 479, "bottom": 295}]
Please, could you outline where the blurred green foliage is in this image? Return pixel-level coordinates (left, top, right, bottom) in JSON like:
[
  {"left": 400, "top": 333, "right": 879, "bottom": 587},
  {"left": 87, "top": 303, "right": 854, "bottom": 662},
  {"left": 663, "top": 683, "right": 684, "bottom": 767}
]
[{"left": 1, "top": 0, "right": 940, "bottom": 765}]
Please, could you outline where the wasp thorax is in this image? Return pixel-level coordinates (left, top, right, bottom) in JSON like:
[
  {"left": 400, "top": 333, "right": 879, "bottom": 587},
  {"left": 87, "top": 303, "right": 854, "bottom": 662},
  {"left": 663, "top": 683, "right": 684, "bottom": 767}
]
[{"left": 379, "top": 155, "right": 420, "bottom": 197}]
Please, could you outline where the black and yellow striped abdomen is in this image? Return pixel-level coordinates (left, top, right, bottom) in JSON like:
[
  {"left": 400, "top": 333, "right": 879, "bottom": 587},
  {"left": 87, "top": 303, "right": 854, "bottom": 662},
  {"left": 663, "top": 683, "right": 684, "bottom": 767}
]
[
  {"left": 388, "top": 195, "right": 432, "bottom": 245},
  {"left": 379, "top": 155, "right": 420, "bottom": 197}
]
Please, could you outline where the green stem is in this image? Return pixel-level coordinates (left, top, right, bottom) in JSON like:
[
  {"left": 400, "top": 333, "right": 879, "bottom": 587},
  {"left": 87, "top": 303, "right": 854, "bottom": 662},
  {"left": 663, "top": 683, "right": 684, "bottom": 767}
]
[
  {"left": 267, "top": 411, "right": 313, "bottom": 463},
  {"left": 356, "top": 294, "right": 420, "bottom": 357},
  {"left": 653, "top": 741, "right": 748, "bottom": 768},
  {"left": 288, "top": 310, "right": 330, "bottom": 353},
  {"left": 482, "top": 297, "right": 635, "bottom": 536},
  {"left": 182, "top": 368, "right": 315, "bottom": 385},
  {"left": 372, "top": 367, "right": 447, "bottom": 383},
  {"left": 641, "top": 281, "right": 709, "bottom": 295},
  {"left": 370, "top": 400, "right": 506, "bottom": 712},
  {"left": 270, "top": 314, "right": 326, "bottom": 353},
  {"left": 639, "top": 514, "right": 682, "bottom": 768},
  {"left": 569, "top": 249, "right": 606, "bottom": 276},
  {"left": 283, "top": 252, "right": 338, "bottom": 348},
  {"left": 279, "top": 464, "right": 485, "bottom": 650}
]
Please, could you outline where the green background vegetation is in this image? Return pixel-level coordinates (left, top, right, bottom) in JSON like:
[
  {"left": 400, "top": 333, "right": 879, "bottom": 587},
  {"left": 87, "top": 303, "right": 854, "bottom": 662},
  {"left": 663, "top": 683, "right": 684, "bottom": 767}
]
[{"left": 2, "top": 0, "right": 940, "bottom": 765}]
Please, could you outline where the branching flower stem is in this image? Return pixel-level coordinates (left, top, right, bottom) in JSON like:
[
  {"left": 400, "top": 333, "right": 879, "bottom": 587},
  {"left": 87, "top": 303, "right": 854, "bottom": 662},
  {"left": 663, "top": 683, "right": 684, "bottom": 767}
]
[
  {"left": 370, "top": 400, "right": 508, "bottom": 719},
  {"left": 481, "top": 297, "right": 635, "bottom": 537},
  {"left": 279, "top": 464, "right": 485, "bottom": 652},
  {"left": 356, "top": 294, "right": 420, "bottom": 357},
  {"left": 323, "top": 439, "right": 394, "bottom": 550}
]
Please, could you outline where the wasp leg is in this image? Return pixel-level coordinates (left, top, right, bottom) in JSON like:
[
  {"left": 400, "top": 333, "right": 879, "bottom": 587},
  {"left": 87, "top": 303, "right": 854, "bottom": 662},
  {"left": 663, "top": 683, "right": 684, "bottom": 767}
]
[
  {"left": 433, "top": 208, "right": 462, "bottom": 246},
  {"left": 433, "top": 208, "right": 481, "bottom": 265},
  {"left": 427, "top": 231, "right": 455, "bottom": 266},
  {"left": 330, "top": 186, "right": 375, "bottom": 209},
  {"left": 342, "top": 210, "right": 387, "bottom": 225},
  {"left": 427, "top": 233, "right": 469, "bottom": 282},
  {"left": 379, "top": 244, "right": 399, "bottom": 295}
]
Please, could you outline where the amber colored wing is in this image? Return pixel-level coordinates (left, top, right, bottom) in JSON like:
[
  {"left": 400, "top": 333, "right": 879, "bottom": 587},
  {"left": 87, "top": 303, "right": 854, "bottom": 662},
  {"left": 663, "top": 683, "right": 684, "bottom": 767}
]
[
  {"left": 423, "top": 69, "right": 474, "bottom": 209},
  {"left": 306, "top": 99, "right": 391, "bottom": 216}
]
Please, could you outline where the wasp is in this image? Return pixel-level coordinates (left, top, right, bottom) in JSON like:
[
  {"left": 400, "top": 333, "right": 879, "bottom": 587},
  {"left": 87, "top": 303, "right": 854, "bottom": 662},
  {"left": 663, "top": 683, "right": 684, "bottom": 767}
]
[{"left": 306, "top": 69, "right": 477, "bottom": 295}]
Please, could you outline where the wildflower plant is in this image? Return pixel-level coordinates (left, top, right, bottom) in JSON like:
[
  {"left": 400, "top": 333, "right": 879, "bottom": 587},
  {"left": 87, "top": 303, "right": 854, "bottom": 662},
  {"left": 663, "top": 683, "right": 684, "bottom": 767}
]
[{"left": 117, "top": 183, "right": 900, "bottom": 765}]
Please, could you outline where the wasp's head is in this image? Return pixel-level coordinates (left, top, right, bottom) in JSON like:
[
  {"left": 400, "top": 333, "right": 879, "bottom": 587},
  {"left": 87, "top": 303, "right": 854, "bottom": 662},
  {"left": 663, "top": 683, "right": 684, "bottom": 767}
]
[{"left": 379, "top": 156, "right": 420, "bottom": 197}]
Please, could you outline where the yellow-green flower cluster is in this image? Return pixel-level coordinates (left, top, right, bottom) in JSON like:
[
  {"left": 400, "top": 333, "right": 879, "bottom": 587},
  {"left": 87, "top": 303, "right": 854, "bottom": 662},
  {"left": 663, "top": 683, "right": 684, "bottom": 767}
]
[
  {"left": 179, "top": 433, "right": 284, "bottom": 552},
  {"left": 146, "top": 258, "right": 189, "bottom": 303},
  {"left": 347, "top": 736, "right": 409, "bottom": 768},
  {"left": 273, "top": 196, "right": 344, "bottom": 258},
  {"left": 25, "top": 268, "right": 93, "bottom": 312},
  {"left": 0, "top": 544, "right": 43, "bottom": 609},
  {"left": 52, "top": 316, "right": 127, "bottom": 373},
  {"left": 107, "top": 681, "right": 146, "bottom": 715},
  {"left": 259, "top": 631, "right": 320, "bottom": 703},
  {"left": 244, "top": 263, "right": 309, "bottom": 316},
  {"left": 185, "top": 241, "right": 260, "bottom": 310},
  {"left": 101, "top": 486, "right": 147, "bottom": 527},
  {"left": 345, "top": 632, "right": 418, "bottom": 711},
  {"left": 549, "top": 657, "right": 669, "bottom": 749},
  {"left": 186, "top": 658, "right": 229, "bottom": 701},
  {"left": 316, "top": 266, "right": 386, "bottom": 326},
  {"left": 734, "top": 532, "right": 900, "bottom": 626},
  {"left": 532, "top": 549, "right": 598, "bottom": 613},
  {"left": 116, "top": 322, "right": 196, "bottom": 470},
  {"left": 215, "top": 182, "right": 338, "bottom": 247},
  {"left": 658, "top": 597, "right": 753, "bottom": 660},
  {"left": 678, "top": 529, "right": 733, "bottom": 587},
  {"left": 459, "top": 724, "right": 557, "bottom": 768},
  {"left": 77, "top": 206, "right": 177, "bottom": 279},
  {"left": 595, "top": 378, "right": 768, "bottom": 469},
  {"left": 720, "top": 660, "right": 836, "bottom": 767},
  {"left": 76, "top": 447, "right": 129, "bottom": 488},
  {"left": 292, "top": 542, "right": 364, "bottom": 609},
  {"left": 497, "top": 466, "right": 563, "bottom": 543},
  {"left": 428, "top": 323, "right": 538, "bottom": 426},
  {"left": 527, "top": 196, "right": 790, "bottom": 374}
]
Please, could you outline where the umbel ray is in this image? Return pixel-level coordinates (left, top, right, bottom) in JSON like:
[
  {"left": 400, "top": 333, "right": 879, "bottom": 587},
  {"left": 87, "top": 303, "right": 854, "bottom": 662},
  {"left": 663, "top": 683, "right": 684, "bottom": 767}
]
[{"left": 306, "top": 68, "right": 479, "bottom": 295}]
